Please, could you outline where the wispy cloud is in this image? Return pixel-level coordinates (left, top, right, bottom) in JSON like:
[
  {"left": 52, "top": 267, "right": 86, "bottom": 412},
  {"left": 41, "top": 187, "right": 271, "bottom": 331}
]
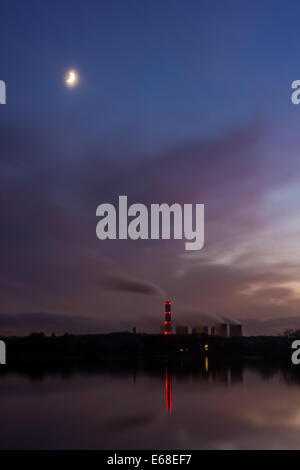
[{"left": 1, "top": 118, "right": 300, "bottom": 332}]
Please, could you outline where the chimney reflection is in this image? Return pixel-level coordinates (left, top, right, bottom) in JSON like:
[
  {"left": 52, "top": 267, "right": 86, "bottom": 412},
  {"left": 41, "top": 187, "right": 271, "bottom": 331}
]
[
  {"left": 162, "top": 358, "right": 242, "bottom": 414},
  {"left": 165, "top": 368, "right": 172, "bottom": 414}
]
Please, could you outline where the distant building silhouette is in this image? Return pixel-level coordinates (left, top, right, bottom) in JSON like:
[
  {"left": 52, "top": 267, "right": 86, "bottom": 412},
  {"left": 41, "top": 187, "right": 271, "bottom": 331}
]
[
  {"left": 0, "top": 340, "right": 6, "bottom": 365},
  {"left": 176, "top": 325, "right": 189, "bottom": 334}
]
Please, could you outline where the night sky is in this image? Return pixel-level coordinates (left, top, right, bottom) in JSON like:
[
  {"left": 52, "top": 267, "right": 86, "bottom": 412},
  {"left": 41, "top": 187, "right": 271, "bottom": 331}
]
[{"left": 1, "top": 0, "right": 300, "bottom": 335}]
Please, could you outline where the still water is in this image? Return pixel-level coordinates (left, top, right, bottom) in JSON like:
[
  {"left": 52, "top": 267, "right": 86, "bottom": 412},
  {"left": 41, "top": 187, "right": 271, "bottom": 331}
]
[{"left": 1, "top": 357, "right": 300, "bottom": 449}]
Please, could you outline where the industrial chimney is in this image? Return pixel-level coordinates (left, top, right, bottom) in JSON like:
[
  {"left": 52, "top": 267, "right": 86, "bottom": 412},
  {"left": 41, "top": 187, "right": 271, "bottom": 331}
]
[{"left": 164, "top": 301, "right": 172, "bottom": 335}]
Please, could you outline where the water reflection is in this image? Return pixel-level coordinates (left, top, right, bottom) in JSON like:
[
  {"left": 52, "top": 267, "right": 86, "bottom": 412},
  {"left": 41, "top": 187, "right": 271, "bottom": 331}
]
[
  {"left": 164, "top": 357, "right": 244, "bottom": 414},
  {"left": 1, "top": 357, "right": 300, "bottom": 449},
  {"left": 165, "top": 368, "right": 172, "bottom": 414}
]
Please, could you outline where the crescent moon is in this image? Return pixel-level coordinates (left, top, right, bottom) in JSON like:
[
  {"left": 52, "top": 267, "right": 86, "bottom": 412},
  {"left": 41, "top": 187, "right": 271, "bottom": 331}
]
[
  {"left": 65, "top": 70, "right": 79, "bottom": 87},
  {"left": 66, "top": 72, "right": 75, "bottom": 83}
]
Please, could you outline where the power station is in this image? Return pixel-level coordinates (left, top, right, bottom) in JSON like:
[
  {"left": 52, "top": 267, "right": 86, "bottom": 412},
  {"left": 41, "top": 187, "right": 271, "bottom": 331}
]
[{"left": 161, "top": 300, "right": 242, "bottom": 337}]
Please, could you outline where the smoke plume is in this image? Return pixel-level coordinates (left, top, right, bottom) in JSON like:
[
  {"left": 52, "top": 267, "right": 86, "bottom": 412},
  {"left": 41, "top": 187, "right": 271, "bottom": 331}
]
[{"left": 104, "top": 276, "right": 165, "bottom": 298}]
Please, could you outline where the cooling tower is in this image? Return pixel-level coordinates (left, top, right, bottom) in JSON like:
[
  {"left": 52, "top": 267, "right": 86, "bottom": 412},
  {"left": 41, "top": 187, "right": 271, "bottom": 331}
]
[
  {"left": 229, "top": 324, "right": 242, "bottom": 337},
  {"left": 211, "top": 323, "right": 228, "bottom": 337},
  {"left": 192, "top": 325, "right": 209, "bottom": 335}
]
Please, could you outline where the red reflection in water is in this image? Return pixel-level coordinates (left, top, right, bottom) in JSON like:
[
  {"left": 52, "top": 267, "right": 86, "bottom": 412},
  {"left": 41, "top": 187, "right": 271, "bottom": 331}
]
[{"left": 165, "top": 368, "right": 172, "bottom": 414}]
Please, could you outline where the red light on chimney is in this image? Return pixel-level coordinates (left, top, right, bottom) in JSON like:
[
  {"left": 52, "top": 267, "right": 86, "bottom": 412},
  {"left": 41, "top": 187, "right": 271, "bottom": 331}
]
[{"left": 163, "top": 300, "right": 172, "bottom": 335}]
